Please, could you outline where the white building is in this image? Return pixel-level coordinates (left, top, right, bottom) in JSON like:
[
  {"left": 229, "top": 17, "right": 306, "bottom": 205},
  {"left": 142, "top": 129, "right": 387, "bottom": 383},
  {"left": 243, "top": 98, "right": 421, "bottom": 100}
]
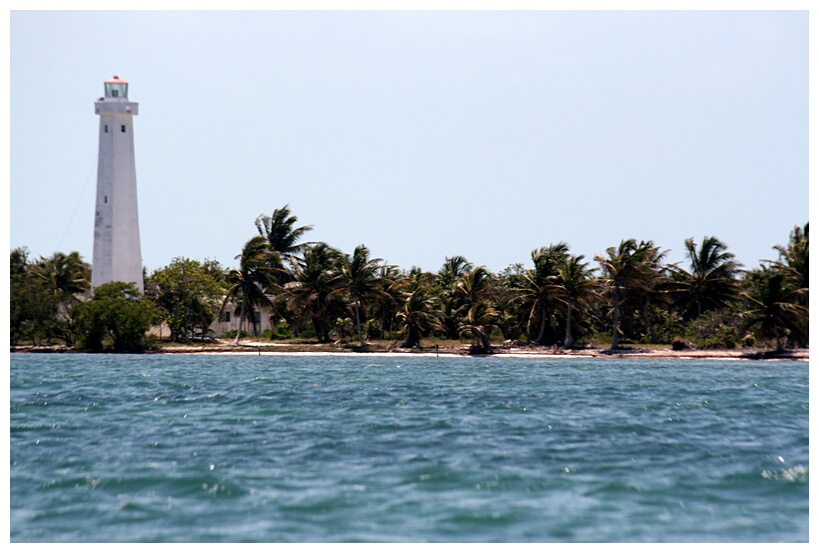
[
  {"left": 92, "top": 75, "right": 144, "bottom": 293},
  {"left": 208, "top": 297, "right": 276, "bottom": 338},
  {"left": 149, "top": 298, "right": 276, "bottom": 340}
]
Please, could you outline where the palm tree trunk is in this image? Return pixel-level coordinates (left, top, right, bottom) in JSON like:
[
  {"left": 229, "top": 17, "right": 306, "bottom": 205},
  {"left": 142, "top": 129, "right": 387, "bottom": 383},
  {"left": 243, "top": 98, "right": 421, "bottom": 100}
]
[
  {"left": 611, "top": 284, "right": 621, "bottom": 349},
  {"left": 232, "top": 298, "right": 246, "bottom": 346},
  {"left": 311, "top": 301, "right": 331, "bottom": 343},
  {"left": 401, "top": 322, "right": 417, "bottom": 348},
  {"left": 526, "top": 311, "right": 534, "bottom": 341},
  {"left": 354, "top": 300, "right": 366, "bottom": 346},
  {"left": 381, "top": 304, "right": 390, "bottom": 336},
  {"left": 312, "top": 316, "right": 324, "bottom": 342},
  {"left": 481, "top": 328, "right": 492, "bottom": 353},
  {"left": 536, "top": 306, "right": 547, "bottom": 345},
  {"left": 250, "top": 309, "right": 259, "bottom": 336},
  {"left": 564, "top": 303, "right": 574, "bottom": 348}
]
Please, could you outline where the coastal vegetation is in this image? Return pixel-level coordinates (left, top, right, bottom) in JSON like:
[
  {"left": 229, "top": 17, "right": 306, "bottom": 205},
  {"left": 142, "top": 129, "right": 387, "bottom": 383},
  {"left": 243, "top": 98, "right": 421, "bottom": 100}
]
[
  {"left": 9, "top": 209, "right": 809, "bottom": 354},
  {"left": 71, "top": 282, "right": 160, "bottom": 353}
]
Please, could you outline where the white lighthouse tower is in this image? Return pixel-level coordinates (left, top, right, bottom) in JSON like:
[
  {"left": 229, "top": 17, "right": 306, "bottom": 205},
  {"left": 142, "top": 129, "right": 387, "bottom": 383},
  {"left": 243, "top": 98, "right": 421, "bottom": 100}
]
[{"left": 92, "top": 75, "right": 144, "bottom": 293}]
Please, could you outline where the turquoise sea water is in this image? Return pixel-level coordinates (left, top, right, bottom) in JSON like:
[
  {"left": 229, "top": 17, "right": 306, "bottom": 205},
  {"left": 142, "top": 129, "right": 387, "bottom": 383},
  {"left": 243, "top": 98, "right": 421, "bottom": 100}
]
[{"left": 10, "top": 353, "right": 809, "bottom": 542}]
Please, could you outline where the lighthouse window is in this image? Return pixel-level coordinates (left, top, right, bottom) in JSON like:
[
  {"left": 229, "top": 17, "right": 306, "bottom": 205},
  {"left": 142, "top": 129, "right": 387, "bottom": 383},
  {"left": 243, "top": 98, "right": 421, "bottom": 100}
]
[
  {"left": 121, "top": 125, "right": 126, "bottom": 133},
  {"left": 104, "top": 195, "right": 108, "bottom": 204},
  {"left": 104, "top": 125, "right": 108, "bottom": 133}
]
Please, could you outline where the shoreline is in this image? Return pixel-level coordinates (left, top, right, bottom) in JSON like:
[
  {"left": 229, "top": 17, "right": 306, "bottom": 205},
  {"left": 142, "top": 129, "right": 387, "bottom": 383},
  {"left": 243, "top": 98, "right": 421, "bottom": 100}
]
[{"left": 10, "top": 342, "right": 809, "bottom": 362}]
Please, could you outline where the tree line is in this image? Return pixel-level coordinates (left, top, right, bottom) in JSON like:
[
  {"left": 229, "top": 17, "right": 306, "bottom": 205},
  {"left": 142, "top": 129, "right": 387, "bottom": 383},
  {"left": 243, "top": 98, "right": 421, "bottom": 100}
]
[{"left": 10, "top": 206, "right": 808, "bottom": 353}]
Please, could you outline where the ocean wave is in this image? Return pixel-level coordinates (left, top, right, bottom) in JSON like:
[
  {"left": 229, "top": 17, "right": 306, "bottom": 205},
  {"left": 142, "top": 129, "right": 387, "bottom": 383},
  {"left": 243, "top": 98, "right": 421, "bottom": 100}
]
[{"left": 761, "top": 465, "right": 808, "bottom": 483}]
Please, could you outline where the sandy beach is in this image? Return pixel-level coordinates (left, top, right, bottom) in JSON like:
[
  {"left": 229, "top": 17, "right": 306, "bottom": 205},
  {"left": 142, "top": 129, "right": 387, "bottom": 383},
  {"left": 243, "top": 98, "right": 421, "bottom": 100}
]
[
  {"left": 12, "top": 340, "right": 808, "bottom": 361},
  {"left": 184, "top": 349, "right": 808, "bottom": 362},
  {"left": 148, "top": 341, "right": 810, "bottom": 362}
]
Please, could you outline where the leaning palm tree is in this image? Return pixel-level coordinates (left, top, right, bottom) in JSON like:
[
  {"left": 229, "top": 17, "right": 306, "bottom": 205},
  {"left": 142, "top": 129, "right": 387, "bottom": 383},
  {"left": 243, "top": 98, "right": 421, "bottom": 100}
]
[
  {"left": 30, "top": 251, "right": 91, "bottom": 344},
  {"left": 395, "top": 286, "right": 443, "bottom": 349},
  {"left": 550, "top": 254, "right": 600, "bottom": 348},
  {"left": 770, "top": 223, "right": 809, "bottom": 299},
  {"left": 374, "top": 264, "right": 404, "bottom": 337},
  {"left": 333, "top": 245, "right": 390, "bottom": 346},
  {"left": 435, "top": 256, "right": 475, "bottom": 339},
  {"left": 222, "top": 236, "right": 278, "bottom": 346},
  {"left": 769, "top": 223, "right": 809, "bottom": 346},
  {"left": 514, "top": 243, "right": 569, "bottom": 345},
  {"left": 456, "top": 265, "right": 494, "bottom": 309},
  {"left": 595, "top": 239, "right": 664, "bottom": 349},
  {"left": 458, "top": 301, "right": 499, "bottom": 354},
  {"left": 516, "top": 269, "right": 556, "bottom": 345},
  {"left": 284, "top": 242, "right": 342, "bottom": 342},
  {"left": 670, "top": 236, "right": 741, "bottom": 320},
  {"left": 741, "top": 267, "right": 808, "bottom": 351},
  {"left": 438, "top": 294, "right": 464, "bottom": 340},
  {"left": 255, "top": 205, "right": 313, "bottom": 285}
]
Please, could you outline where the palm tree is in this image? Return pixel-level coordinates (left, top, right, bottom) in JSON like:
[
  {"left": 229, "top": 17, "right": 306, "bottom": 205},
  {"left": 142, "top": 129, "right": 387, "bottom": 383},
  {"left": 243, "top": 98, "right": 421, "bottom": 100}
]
[
  {"left": 741, "top": 267, "right": 808, "bottom": 351},
  {"left": 438, "top": 255, "right": 474, "bottom": 289},
  {"left": 516, "top": 270, "right": 554, "bottom": 345},
  {"left": 458, "top": 301, "right": 499, "bottom": 354},
  {"left": 333, "top": 245, "right": 389, "bottom": 346},
  {"left": 515, "top": 243, "right": 569, "bottom": 345},
  {"left": 30, "top": 251, "right": 91, "bottom": 344},
  {"left": 494, "top": 263, "right": 528, "bottom": 341},
  {"left": 769, "top": 223, "right": 809, "bottom": 346},
  {"left": 438, "top": 295, "right": 463, "bottom": 340},
  {"left": 395, "top": 286, "right": 443, "bottom": 349},
  {"left": 436, "top": 256, "right": 474, "bottom": 339},
  {"left": 771, "top": 223, "right": 809, "bottom": 300},
  {"left": 255, "top": 205, "right": 313, "bottom": 285},
  {"left": 551, "top": 254, "right": 599, "bottom": 348},
  {"left": 284, "top": 242, "right": 342, "bottom": 342},
  {"left": 32, "top": 251, "right": 91, "bottom": 301},
  {"left": 433, "top": 264, "right": 496, "bottom": 343},
  {"left": 670, "top": 236, "right": 741, "bottom": 320},
  {"left": 222, "top": 236, "right": 277, "bottom": 346},
  {"left": 456, "top": 265, "right": 494, "bottom": 309},
  {"left": 595, "top": 239, "right": 664, "bottom": 349},
  {"left": 374, "top": 265, "right": 404, "bottom": 337}
]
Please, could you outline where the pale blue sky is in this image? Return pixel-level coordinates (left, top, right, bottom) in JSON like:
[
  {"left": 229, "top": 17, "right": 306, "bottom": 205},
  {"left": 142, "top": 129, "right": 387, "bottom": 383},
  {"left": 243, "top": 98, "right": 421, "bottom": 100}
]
[{"left": 9, "top": 8, "right": 809, "bottom": 274}]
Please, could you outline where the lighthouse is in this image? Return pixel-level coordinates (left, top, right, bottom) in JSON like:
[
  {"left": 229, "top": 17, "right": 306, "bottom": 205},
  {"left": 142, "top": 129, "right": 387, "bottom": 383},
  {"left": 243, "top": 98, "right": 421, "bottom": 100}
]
[{"left": 92, "top": 75, "right": 144, "bottom": 293}]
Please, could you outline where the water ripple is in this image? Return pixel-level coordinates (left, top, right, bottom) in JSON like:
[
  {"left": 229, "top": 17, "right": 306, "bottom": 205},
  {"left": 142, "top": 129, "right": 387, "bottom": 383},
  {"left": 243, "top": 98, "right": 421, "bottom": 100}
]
[{"left": 10, "top": 353, "right": 808, "bottom": 542}]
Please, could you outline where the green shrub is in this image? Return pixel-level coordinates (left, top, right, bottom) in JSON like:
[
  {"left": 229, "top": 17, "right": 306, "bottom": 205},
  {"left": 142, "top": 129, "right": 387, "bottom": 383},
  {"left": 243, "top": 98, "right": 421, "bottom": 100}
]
[
  {"left": 365, "top": 318, "right": 381, "bottom": 340},
  {"left": 684, "top": 309, "right": 743, "bottom": 349},
  {"left": 273, "top": 320, "right": 292, "bottom": 339},
  {"left": 640, "top": 308, "right": 685, "bottom": 345},
  {"left": 72, "top": 282, "right": 161, "bottom": 353}
]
